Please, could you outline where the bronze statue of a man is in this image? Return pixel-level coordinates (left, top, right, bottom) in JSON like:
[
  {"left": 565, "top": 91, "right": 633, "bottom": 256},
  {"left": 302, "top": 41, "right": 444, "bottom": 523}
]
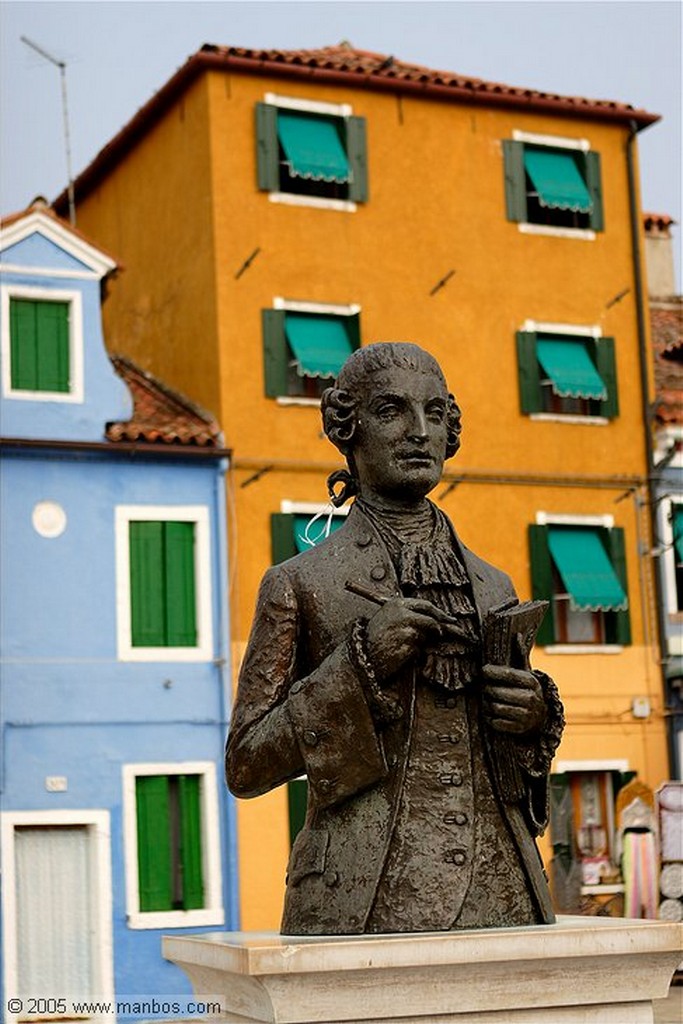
[{"left": 226, "top": 342, "right": 564, "bottom": 935}]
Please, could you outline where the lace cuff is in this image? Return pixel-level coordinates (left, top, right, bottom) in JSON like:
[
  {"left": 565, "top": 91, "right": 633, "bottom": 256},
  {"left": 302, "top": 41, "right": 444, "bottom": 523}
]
[{"left": 348, "top": 619, "right": 403, "bottom": 724}]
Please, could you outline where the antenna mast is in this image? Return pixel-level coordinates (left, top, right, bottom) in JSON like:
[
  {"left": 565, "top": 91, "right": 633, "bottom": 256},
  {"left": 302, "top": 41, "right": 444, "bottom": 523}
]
[{"left": 21, "top": 35, "right": 76, "bottom": 226}]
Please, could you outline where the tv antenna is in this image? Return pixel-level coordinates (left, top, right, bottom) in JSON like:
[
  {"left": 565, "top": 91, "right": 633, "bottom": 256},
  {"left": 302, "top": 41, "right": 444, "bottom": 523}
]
[{"left": 21, "top": 35, "right": 76, "bottom": 226}]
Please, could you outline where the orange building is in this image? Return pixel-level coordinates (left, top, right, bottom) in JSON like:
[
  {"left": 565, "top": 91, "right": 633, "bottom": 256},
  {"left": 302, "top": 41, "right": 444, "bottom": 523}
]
[{"left": 58, "top": 43, "right": 668, "bottom": 927}]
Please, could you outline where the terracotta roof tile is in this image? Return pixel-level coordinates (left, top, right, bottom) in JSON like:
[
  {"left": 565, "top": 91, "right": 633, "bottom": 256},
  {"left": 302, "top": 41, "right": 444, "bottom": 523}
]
[
  {"left": 643, "top": 212, "right": 676, "bottom": 233},
  {"left": 54, "top": 42, "right": 659, "bottom": 213},
  {"left": 651, "top": 300, "right": 683, "bottom": 427},
  {"left": 201, "top": 43, "right": 657, "bottom": 122},
  {"left": 107, "top": 355, "right": 223, "bottom": 447}
]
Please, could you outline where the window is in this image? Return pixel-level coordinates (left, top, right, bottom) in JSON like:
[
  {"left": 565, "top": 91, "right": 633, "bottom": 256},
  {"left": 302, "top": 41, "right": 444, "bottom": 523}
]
[
  {"left": 673, "top": 505, "right": 683, "bottom": 612},
  {"left": 122, "top": 763, "right": 224, "bottom": 929},
  {"left": 263, "top": 304, "right": 360, "bottom": 400},
  {"left": 529, "top": 518, "right": 630, "bottom": 647},
  {"left": 116, "top": 506, "right": 213, "bottom": 661},
  {"left": 1, "top": 285, "right": 83, "bottom": 401},
  {"left": 503, "top": 137, "right": 603, "bottom": 232},
  {"left": 517, "top": 330, "right": 618, "bottom": 419},
  {"left": 271, "top": 505, "right": 348, "bottom": 564},
  {"left": 661, "top": 499, "right": 683, "bottom": 626},
  {"left": 255, "top": 97, "right": 367, "bottom": 205}
]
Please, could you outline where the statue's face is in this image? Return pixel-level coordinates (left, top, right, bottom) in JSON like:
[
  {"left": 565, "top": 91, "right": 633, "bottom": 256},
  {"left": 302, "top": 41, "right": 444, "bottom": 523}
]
[{"left": 352, "top": 365, "right": 449, "bottom": 507}]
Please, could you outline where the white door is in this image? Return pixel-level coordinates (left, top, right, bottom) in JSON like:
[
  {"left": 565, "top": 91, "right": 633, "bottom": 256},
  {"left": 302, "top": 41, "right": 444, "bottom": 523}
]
[{"left": 2, "top": 811, "right": 114, "bottom": 1023}]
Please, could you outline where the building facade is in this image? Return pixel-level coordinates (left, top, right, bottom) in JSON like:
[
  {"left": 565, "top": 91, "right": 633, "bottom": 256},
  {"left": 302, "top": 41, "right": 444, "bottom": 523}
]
[
  {"left": 0, "top": 204, "right": 238, "bottom": 1015},
  {"left": 644, "top": 213, "right": 683, "bottom": 779},
  {"left": 58, "top": 43, "right": 668, "bottom": 928}
]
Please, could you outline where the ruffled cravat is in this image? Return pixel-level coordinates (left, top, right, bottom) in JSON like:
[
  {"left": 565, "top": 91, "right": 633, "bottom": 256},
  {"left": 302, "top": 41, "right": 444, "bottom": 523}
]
[{"left": 357, "top": 499, "right": 481, "bottom": 690}]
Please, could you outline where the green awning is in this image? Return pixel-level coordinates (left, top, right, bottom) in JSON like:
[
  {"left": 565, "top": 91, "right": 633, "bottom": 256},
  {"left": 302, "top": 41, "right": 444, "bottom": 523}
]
[
  {"left": 285, "top": 314, "right": 354, "bottom": 378},
  {"left": 294, "top": 512, "right": 345, "bottom": 552},
  {"left": 536, "top": 337, "right": 607, "bottom": 401},
  {"left": 673, "top": 507, "right": 683, "bottom": 563},
  {"left": 277, "top": 112, "right": 350, "bottom": 183},
  {"left": 548, "top": 527, "right": 628, "bottom": 612},
  {"left": 524, "top": 148, "right": 593, "bottom": 213}
]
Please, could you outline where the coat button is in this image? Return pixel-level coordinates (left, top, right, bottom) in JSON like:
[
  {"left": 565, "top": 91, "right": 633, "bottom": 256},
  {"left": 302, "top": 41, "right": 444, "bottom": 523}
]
[
  {"left": 439, "top": 772, "right": 463, "bottom": 787},
  {"left": 302, "top": 730, "right": 318, "bottom": 747},
  {"left": 324, "top": 869, "right": 339, "bottom": 887},
  {"left": 290, "top": 680, "right": 304, "bottom": 695},
  {"left": 388, "top": 754, "right": 398, "bottom": 768},
  {"left": 454, "top": 812, "right": 468, "bottom": 826},
  {"left": 318, "top": 779, "right": 331, "bottom": 792},
  {"left": 370, "top": 566, "right": 387, "bottom": 581},
  {"left": 356, "top": 532, "right": 372, "bottom": 548},
  {"left": 444, "top": 850, "right": 467, "bottom": 866}
]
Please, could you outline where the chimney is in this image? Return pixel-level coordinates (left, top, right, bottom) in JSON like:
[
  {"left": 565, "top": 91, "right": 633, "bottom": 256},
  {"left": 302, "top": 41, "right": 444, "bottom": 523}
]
[{"left": 642, "top": 213, "right": 677, "bottom": 298}]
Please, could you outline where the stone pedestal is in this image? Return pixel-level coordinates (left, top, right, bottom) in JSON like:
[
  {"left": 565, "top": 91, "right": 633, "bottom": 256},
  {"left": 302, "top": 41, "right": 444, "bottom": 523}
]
[{"left": 163, "top": 916, "right": 682, "bottom": 1024}]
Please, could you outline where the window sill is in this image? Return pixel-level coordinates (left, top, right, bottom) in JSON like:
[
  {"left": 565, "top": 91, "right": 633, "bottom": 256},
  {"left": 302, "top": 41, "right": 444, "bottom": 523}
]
[
  {"left": 530, "top": 413, "right": 609, "bottom": 426},
  {"left": 544, "top": 644, "right": 624, "bottom": 654},
  {"left": 581, "top": 884, "right": 624, "bottom": 895},
  {"left": 127, "top": 907, "right": 225, "bottom": 930},
  {"left": 518, "top": 223, "right": 596, "bottom": 241},
  {"left": 4, "top": 388, "right": 83, "bottom": 403},
  {"left": 118, "top": 645, "right": 213, "bottom": 662},
  {"left": 275, "top": 396, "right": 322, "bottom": 407},
  {"left": 268, "top": 192, "right": 357, "bottom": 213}
]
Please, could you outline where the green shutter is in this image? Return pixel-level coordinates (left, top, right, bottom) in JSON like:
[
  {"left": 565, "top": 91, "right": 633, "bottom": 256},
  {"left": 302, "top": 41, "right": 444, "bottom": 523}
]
[
  {"left": 592, "top": 337, "right": 618, "bottom": 418},
  {"left": 603, "top": 527, "right": 631, "bottom": 645},
  {"left": 163, "top": 522, "right": 197, "bottom": 646},
  {"left": 288, "top": 778, "right": 308, "bottom": 846},
  {"left": 178, "top": 775, "right": 204, "bottom": 910},
  {"left": 136, "top": 776, "right": 172, "bottom": 911},
  {"left": 9, "top": 298, "right": 69, "bottom": 392},
  {"left": 262, "top": 309, "right": 289, "bottom": 398},
  {"left": 130, "top": 522, "right": 166, "bottom": 646},
  {"left": 10, "top": 299, "right": 38, "bottom": 389},
  {"left": 584, "top": 150, "right": 604, "bottom": 231},
  {"left": 255, "top": 102, "right": 279, "bottom": 191},
  {"left": 517, "top": 331, "right": 542, "bottom": 414},
  {"left": 346, "top": 312, "right": 361, "bottom": 353},
  {"left": 37, "top": 300, "right": 70, "bottom": 392},
  {"left": 529, "top": 524, "right": 555, "bottom": 645},
  {"left": 271, "top": 513, "right": 297, "bottom": 565},
  {"left": 502, "top": 140, "right": 527, "bottom": 222},
  {"left": 346, "top": 116, "right": 368, "bottom": 203}
]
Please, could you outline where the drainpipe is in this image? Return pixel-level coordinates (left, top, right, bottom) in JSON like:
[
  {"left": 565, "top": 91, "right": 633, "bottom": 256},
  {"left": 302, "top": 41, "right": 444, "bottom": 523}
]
[{"left": 626, "top": 120, "right": 672, "bottom": 773}]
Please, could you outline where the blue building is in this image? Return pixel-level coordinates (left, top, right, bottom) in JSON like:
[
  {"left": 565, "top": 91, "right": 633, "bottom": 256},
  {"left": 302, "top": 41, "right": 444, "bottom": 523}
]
[{"left": 1, "top": 202, "right": 237, "bottom": 1018}]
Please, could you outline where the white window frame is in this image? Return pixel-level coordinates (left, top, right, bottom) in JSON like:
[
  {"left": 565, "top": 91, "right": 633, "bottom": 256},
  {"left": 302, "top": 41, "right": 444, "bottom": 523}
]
[
  {"left": 512, "top": 129, "right": 596, "bottom": 241},
  {"left": 1, "top": 809, "right": 115, "bottom": 1023},
  {"left": 660, "top": 496, "right": 683, "bottom": 650},
  {"left": 273, "top": 298, "right": 360, "bottom": 407},
  {"left": 264, "top": 92, "right": 357, "bottom": 213},
  {"left": 115, "top": 505, "right": 214, "bottom": 662},
  {"left": 1, "top": 283, "right": 84, "bottom": 402},
  {"left": 522, "top": 320, "right": 609, "bottom": 426},
  {"left": 536, "top": 511, "right": 624, "bottom": 654},
  {"left": 122, "top": 761, "right": 224, "bottom": 930}
]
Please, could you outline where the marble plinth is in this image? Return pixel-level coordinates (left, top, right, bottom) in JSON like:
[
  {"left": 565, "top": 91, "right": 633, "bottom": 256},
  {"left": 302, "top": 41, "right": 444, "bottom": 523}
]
[{"left": 163, "top": 916, "right": 682, "bottom": 1024}]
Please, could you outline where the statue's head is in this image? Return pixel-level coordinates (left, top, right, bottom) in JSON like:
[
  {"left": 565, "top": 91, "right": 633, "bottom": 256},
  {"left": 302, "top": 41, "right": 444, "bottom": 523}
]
[{"left": 321, "top": 342, "right": 462, "bottom": 507}]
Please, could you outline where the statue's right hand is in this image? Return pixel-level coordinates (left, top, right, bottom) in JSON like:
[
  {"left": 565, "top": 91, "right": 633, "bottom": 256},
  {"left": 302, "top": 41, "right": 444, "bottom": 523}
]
[{"left": 365, "top": 598, "right": 451, "bottom": 681}]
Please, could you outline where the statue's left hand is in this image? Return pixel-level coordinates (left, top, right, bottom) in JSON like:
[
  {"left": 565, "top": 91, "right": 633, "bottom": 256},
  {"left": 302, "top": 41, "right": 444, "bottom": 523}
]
[{"left": 481, "top": 665, "right": 546, "bottom": 735}]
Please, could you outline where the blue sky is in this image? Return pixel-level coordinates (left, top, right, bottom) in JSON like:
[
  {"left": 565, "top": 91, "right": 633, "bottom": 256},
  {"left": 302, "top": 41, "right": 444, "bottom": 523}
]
[{"left": 2, "top": 1, "right": 681, "bottom": 282}]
